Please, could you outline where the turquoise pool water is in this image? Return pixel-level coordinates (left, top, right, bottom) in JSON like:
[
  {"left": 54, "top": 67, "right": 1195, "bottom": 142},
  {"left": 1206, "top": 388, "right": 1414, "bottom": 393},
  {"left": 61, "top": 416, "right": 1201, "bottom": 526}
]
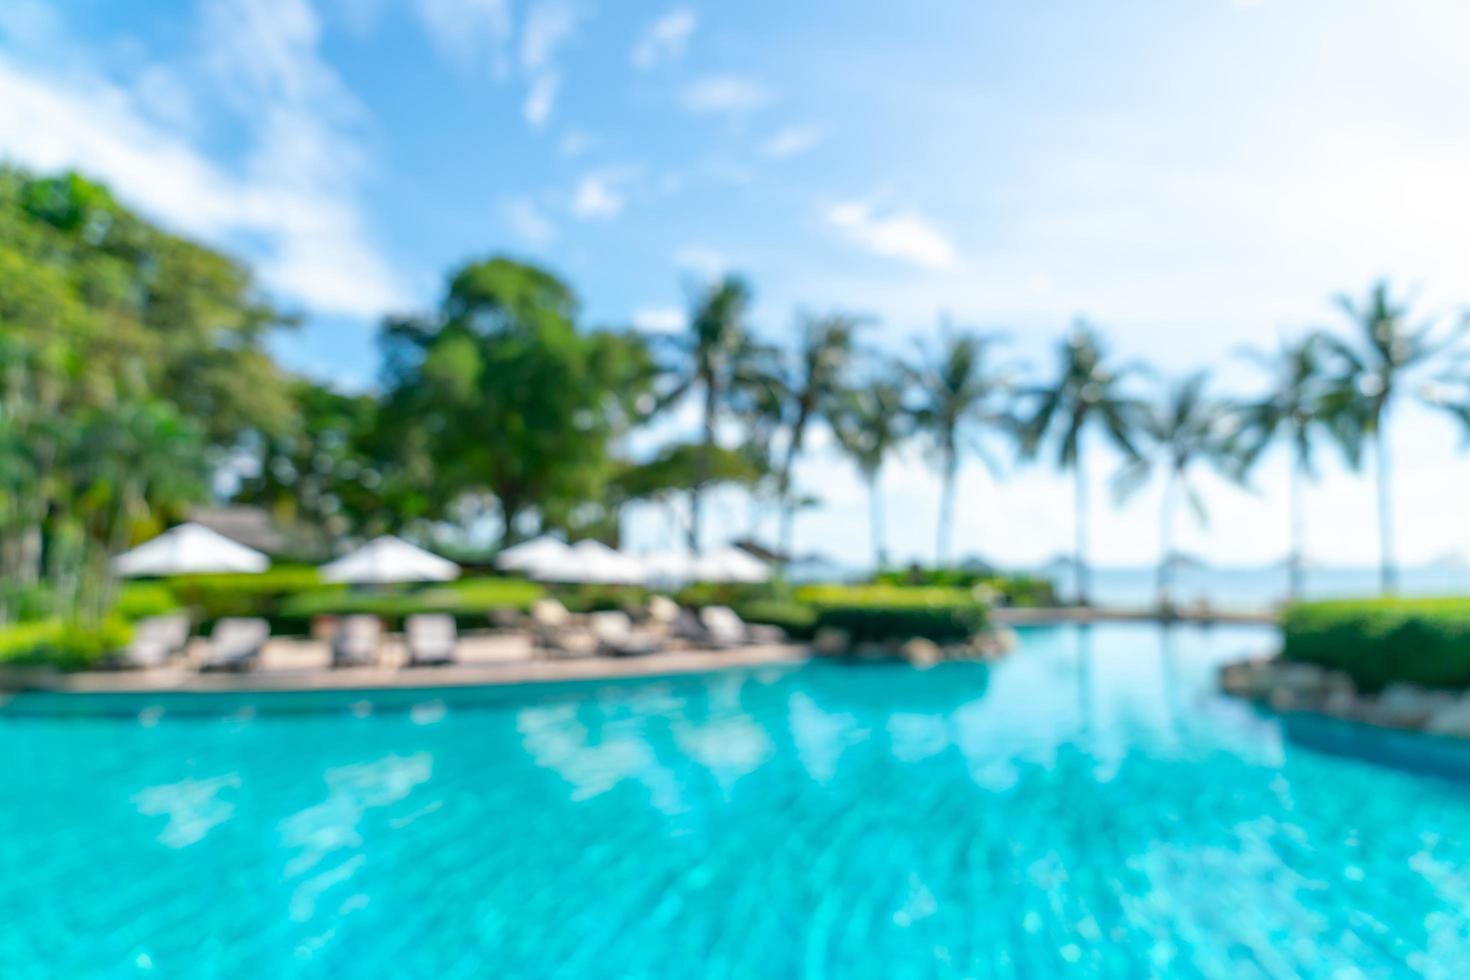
[{"left": 5, "top": 623, "right": 1470, "bottom": 978}]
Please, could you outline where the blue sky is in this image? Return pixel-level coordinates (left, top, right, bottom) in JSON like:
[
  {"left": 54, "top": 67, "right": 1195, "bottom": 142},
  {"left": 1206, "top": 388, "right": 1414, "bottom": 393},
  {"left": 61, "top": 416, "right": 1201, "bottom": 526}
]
[{"left": 5, "top": 0, "right": 1470, "bottom": 570}]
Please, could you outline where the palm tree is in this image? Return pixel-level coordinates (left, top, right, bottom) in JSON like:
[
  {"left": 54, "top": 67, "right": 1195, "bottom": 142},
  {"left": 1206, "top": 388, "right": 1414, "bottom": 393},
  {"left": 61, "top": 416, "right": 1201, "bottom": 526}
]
[
  {"left": 1114, "top": 373, "right": 1242, "bottom": 611},
  {"left": 1320, "top": 280, "right": 1464, "bottom": 594},
  {"left": 1019, "top": 322, "right": 1145, "bottom": 606},
  {"left": 829, "top": 371, "right": 910, "bottom": 569},
  {"left": 772, "top": 313, "right": 861, "bottom": 559},
  {"left": 658, "top": 275, "right": 764, "bottom": 552},
  {"left": 908, "top": 330, "right": 1014, "bottom": 567},
  {"left": 1234, "top": 333, "right": 1335, "bottom": 600}
]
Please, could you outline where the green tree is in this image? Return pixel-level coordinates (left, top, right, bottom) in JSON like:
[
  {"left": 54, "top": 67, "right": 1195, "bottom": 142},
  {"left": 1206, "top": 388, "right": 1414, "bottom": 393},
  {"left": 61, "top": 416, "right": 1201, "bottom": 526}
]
[
  {"left": 656, "top": 275, "right": 769, "bottom": 551},
  {"left": 0, "top": 166, "right": 292, "bottom": 618},
  {"left": 1114, "top": 373, "right": 1242, "bottom": 611},
  {"left": 379, "top": 257, "right": 656, "bottom": 547},
  {"left": 60, "top": 400, "right": 208, "bottom": 623},
  {"left": 1234, "top": 333, "right": 1336, "bottom": 599},
  {"left": 1019, "top": 322, "right": 1145, "bottom": 606},
  {"left": 613, "top": 442, "right": 762, "bottom": 547},
  {"left": 1319, "top": 280, "right": 1464, "bottom": 594},
  {"left": 233, "top": 380, "right": 397, "bottom": 554},
  {"left": 771, "top": 313, "right": 861, "bottom": 559},
  {"left": 829, "top": 370, "right": 911, "bottom": 569},
  {"left": 908, "top": 330, "right": 1014, "bottom": 567}
]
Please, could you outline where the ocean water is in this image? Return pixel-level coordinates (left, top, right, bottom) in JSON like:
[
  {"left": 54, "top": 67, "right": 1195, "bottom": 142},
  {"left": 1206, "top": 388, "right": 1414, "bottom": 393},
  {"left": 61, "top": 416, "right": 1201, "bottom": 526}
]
[
  {"left": 5, "top": 624, "right": 1470, "bottom": 978},
  {"left": 1052, "top": 565, "right": 1470, "bottom": 611}
]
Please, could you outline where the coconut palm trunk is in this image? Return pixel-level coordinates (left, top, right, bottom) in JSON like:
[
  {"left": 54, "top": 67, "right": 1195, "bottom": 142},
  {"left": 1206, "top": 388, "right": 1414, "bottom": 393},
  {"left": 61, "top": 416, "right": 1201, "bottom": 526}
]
[
  {"left": 689, "top": 383, "right": 718, "bottom": 553},
  {"left": 1073, "top": 450, "right": 1091, "bottom": 606},
  {"left": 1287, "top": 456, "right": 1306, "bottom": 600},
  {"left": 1374, "top": 422, "right": 1395, "bottom": 594},
  {"left": 867, "top": 472, "right": 887, "bottom": 569},
  {"left": 1157, "top": 469, "right": 1176, "bottom": 612},
  {"left": 937, "top": 452, "right": 957, "bottom": 566}
]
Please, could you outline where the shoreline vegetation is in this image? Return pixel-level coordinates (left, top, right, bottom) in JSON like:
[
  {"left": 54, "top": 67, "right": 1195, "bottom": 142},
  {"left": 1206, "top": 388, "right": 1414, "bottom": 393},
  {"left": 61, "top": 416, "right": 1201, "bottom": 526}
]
[
  {"left": 6, "top": 164, "right": 1470, "bottom": 688},
  {"left": 1222, "top": 598, "right": 1470, "bottom": 739}
]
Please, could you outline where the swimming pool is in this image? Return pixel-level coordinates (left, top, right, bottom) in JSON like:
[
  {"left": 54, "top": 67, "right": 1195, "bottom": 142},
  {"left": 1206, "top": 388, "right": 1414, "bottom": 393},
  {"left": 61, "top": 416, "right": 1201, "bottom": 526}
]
[{"left": 4, "top": 623, "right": 1470, "bottom": 978}]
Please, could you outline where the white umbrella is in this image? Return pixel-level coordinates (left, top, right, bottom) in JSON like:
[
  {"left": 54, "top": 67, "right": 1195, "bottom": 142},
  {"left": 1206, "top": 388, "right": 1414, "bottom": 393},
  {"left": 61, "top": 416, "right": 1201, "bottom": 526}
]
[
  {"left": 496, "top": 535, "right": 572, "bottom": 572},
  {"left": 113, "top": 523, "right": 270, "bottom": 577},
  {"left": 320, "top": 536, "right": 460, "bottom": 584},
  {"left": 639, "top": 549, "right": 700, "bottom": 587},
  {"left": 530, "top": 540, "right": 646, "bottom": 585},
  {"left": 693, "top": 547, "right": 770, "bottom": 584}
]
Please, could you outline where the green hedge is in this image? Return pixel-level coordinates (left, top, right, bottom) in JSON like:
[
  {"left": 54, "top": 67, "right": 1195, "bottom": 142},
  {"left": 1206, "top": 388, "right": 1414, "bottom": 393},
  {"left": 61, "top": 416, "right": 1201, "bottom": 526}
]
[
  {"left": 872, "top": 568, "right": 1056, "bottom": 607},
  {"left": 275, "top": 577, "right": 545, "bottom": 633},
  {"left": 0, "top": 618, "right": 132, "bottom": 671},
  {"left": 736, "top": 600, "right": 819, "bottom": 639},
  {"left": 1282, "top": 598, "right": 1470, "bottom": 692},
  {"left": 796, "top": 585, "right": 989, "bottom": 645},
  {"left": 161, "top": 566, "right": 342, "bottom": 621}
]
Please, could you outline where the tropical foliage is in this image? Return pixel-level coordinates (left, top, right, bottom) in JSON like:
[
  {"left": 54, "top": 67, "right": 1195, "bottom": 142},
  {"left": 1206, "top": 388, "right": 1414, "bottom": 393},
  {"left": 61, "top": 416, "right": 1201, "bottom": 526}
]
[{"left": 9, "top": 162, "right": 1470, "bottom": 658}]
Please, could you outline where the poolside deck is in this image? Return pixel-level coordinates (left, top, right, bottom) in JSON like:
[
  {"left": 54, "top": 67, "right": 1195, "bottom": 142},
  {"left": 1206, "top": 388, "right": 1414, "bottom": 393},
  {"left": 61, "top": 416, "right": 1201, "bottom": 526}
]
[{"left": 10, "top": 633, "right": 809, "bottom": 698}]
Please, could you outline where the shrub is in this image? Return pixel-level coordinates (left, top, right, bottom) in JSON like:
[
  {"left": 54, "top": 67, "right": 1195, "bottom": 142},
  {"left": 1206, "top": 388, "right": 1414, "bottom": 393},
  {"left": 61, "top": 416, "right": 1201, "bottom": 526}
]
[
  {"left": 796, "top": 584, "right": 989, "bottom": 645},
  {"left": 871, "top": 568, "right": 1055, "bottom": 607},
  {"left": 1282, "top": 598, "right": 1470, "bottom": 692},
  {"left": 674, "top": 581, "right": 787, "bottom": 609},
  {"left": 114, "top": 582, "right": 184, "bottom": 621},
  {"left": 163, "top": 566, "right": 342, "bottom": 621},
  {"left": 736, "top": 600, "right": 818, "bottom": 639},
  {"left": 0, "top": 582, "right": 57, "bottom": 622},
  {"left": 274, "top": 576, "right": 545, "bottom": 632},
  {"left": 0, "top": 618, "right": 131, "bottom": 671},
  {"left": 554, "top": 584, "right": 649, "bottom": 614}
]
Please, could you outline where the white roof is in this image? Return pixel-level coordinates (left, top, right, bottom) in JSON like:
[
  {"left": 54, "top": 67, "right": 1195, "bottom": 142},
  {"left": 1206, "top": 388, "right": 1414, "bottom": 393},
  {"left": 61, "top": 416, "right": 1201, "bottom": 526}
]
[
  {"left": 320, "top": 536, "right": 460, "bottom": 584},
  {"left": 529, "top": 539, "right": 646, "bottom": 585},
  {"left": 496, "top": 535, "right": 573, "bottom": 571},
  {"left": 113, "top": 523, "right": 270, "bottom": 577}
]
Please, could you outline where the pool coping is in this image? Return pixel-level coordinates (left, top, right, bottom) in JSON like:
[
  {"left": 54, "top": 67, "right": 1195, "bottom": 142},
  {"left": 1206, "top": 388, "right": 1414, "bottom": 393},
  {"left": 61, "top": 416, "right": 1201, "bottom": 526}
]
[{"left": 1, "top": 643, "right": 811, "bottom": 702}]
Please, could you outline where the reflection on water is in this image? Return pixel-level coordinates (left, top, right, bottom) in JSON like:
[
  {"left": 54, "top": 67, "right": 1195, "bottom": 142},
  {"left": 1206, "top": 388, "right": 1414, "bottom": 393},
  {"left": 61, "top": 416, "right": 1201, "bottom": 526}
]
[{"left": 8, "top": 624, "right": 1470, "bottom": 977}]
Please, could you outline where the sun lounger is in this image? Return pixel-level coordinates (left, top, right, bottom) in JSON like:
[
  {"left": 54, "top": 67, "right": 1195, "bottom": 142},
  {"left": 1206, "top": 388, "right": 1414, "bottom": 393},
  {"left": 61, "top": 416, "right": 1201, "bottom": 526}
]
[
  {"left": 333, "top": 614, "right": 383, "bottom": 667},
  {"left": 530, "top": 598, "right": 597, "bottom": 658},
  {"left": 199, "top": 618, "right": 268, "bottom": 672},
  {"left": 118, "top": 613, "right": 191, "bottom": 669},
  {"left": 699, "top": 606, "right": 749, "bottom": 648},
  {"left": 405, "top": 614, "right": 457, "bottom": 666},
  {"left": 588, "top": 610, "right": 663, "bottom": 657}
]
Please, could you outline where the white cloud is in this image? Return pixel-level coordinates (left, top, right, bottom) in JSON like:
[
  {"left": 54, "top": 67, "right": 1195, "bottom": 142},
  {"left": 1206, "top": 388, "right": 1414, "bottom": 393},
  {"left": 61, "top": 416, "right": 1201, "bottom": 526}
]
[
  {"left": 518, "top": 0, "right": 580, "bottom": 129},
  {"left": 523, "top": 72, "right": 559, "bottom": 128},
  {"left": 762, "top": 125, "right": 824, "bottom": 159},
  {"left": 825, "top": 200, "right": 956, "bottom": 270},
  {"left": 0, "top": 0, "right": 408, "bottom": 319},
  {"left": 502, "top": 197, "right": 555, "bottom": 247},
  {"left": 411, "top": 0, "right": 513, "bottom": 76},
  {"left": 631, "top": 8, "right": 697, "bottom": 70},
  {"left": 631, "top": 305, "right": 685, "bottom": 333},
  {"left": 570, "top": 171, "right": 625, "bottom": 219},
  {"left": 680, "top": 74, "right": 772, "bottom": 115}
]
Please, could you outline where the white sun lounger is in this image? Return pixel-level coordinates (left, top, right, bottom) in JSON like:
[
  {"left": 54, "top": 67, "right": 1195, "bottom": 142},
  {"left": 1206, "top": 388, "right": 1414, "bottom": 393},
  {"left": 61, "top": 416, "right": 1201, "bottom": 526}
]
[
  {"left": 199, "top": 618, "right": 268, "bottom": 672},
  {"left": 405, "top": 614, "right": 457, "bottom": 666}
]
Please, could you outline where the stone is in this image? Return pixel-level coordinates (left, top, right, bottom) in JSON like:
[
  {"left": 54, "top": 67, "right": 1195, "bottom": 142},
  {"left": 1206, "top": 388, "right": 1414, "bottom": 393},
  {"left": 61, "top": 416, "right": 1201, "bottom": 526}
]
[
  {"left": 1274, "top": 662, "right": 1328, "bottom": 695},
  {"left": 900, "top": 638, "right": 942, "bottom": 668},
  {"left": 1365, "top": 684, "right": 1446, "bottom": 729},
  {"left": 812, "top": 627, "right": 851, "bottom": 656},
  {"left": 1424, "top": 694, "right": 1470, "bottom": 737},
  {"left": 1322, "top": 687, "right": 1360, "bottom": 720}
]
